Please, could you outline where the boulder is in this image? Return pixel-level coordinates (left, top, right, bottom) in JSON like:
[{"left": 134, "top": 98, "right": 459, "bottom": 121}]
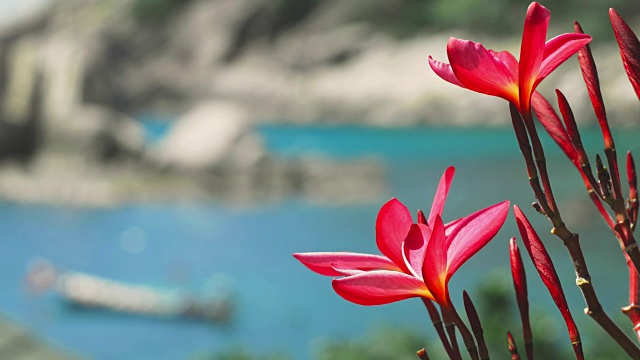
[{"left": 150, "top": 101, "right": 265, "bottom": 172}]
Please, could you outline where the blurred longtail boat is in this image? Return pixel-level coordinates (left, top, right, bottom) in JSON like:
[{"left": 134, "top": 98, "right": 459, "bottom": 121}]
[{"left": 25, "top": 259, "right": 233, "bottom": 323}]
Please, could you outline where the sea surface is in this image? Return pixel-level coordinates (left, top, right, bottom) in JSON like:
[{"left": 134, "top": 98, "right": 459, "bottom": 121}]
[{"left": 0, "top": 124, "right": 639, "bottom": 359}]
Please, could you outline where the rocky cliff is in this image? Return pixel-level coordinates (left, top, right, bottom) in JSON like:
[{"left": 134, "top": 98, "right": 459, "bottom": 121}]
[
  {"left": 2, "top": 0, "right": 638, "bottom": 131},
  {"left": 0, "top": 0, "right": 635, "bottom": 206}
]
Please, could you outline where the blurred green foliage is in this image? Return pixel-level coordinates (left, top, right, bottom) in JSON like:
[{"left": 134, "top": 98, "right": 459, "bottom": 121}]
[
  {"left": 353, "top": 0, "right": 640, "bottom": 40},
  {"left": 199, "top": 270, "right": 631, "bottom": 359},
  {"left": 474, "top": 271, "right": 568, "bottom": 360},
  {"left": 273, "top": 0, "right": 320, "bottom": 30},
  {"left": 131, "top": 0, "right": 193, "bottom": 21},
  {"left": 130, "top": 0, "right": 640, "bottom": 41},
  {"left": 314, "top": 327, "right": 427, "bottom": 360}
]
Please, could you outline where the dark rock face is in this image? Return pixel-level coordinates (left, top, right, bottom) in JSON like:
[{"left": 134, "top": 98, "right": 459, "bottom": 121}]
[
  {"left": 0, "top": 0, "right": 395, "bottom": 116},
  {"left": 0, "top": 70, "right": 42, "bottom": 164},
  {"left": 222, "top": 0, "right": 320, "bottom": 62},
  {"left": 0, "top": 1, "right": 146, "bottom": 164}
]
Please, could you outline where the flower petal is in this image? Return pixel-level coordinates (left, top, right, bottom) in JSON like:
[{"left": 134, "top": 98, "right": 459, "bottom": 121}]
[
  {"left": 428, "top": 56, "right": 464, "bottom": 87},
  {"left": 610, "top": 8, "right": 640, "bottom": 100},
  {"left": 293, "top": 252, "right": 401, "bottom": 277},
  {"left": 490, "top": 49, "right": 520, "bottom": 79},
  {"left": 531, "top": 91, "right": 579, "bottom": 166},
  {"left": 332, "top": 270, "right": 432, "bottom": 306},
  {"left": 445, "top": 217, "right": 464, "bottom": 237},
  {"left": 376, "top": 198, "right": 413, "bottom": 272},
  {"left": 510, "top": 238, "right": 528, "bottom": 308},
  {"left": 447, "top": 38, "right": 519, "bottom": 103},
  {"left": 446, "top": 200, "right": 510, "bottom": 276},
  {"left": 575, "top": 21, "right": 612, "bottom": 149},
  {"left": 514, "top": 205, "right": 565, "bottom": 305},
  {"left": 510, "top": 237, "right": 533, "bottom": 359},
  {"left": 519, "top": 2, "right": 550, "bottom": 109},
  {"left": 463, "top": 291, "right": 489, "bottom": 358},
  {"left": 628, "top": 151, "right": 639, "bottom": 227},
  {"left": 330, "top": 266, "right": 365, "bottom": 277},
  {"left": 537, "top": 33, "right": 592, "bottom": 86},
  {"left": 428, "top": 166, "right": 456, "bottom": 228},
  {"left": 402, "top": 223, "right": 432, "bottom": 278},
  {"left": 422, "top": 215, "right": 449, "bottom": 305},
  {"left": 514, "top": 205, "right": 582, "bottom": 354},
  {"left": 417, "top": 210, "right": 428, "bottom": 224}
]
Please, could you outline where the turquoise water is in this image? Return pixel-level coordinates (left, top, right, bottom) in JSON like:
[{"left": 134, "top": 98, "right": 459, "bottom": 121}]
[
  {"left": 258, "top": 125, "right": 519, "bottom": 160},
  {"left": 2, "top": 124, "right": 640, "bottom": 359}
]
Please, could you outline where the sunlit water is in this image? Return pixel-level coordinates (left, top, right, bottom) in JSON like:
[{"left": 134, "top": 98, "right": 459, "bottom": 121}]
[{"left": 1, "top": 124, "right": 639, "bottom": 359}]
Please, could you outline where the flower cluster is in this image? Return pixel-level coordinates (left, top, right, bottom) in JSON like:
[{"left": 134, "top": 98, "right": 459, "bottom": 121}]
[
  {"left": 295, "top": 2, "right": 640, "bottom": 358},
  {"left": 295, "top": 167, "right": 508, "bottom": 311}
]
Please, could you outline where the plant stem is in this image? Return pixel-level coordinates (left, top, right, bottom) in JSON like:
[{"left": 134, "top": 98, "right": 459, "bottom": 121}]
[
  {"left": 604, "top": 148, "right": 640, "bottom": 275},
  {"left": 623, "top": 152, "right": 640, "bottom": 339},
  {"left": 446, "top": 305, "right": 479, "bottom": 360},
  {"left": 522, "top": 109, "right": 559, "bottom": 215},
  {"left": 463, "top": 292, "right": 490, "bottom": 360},
  {"left": 443, "top": 311, "right": 463, "bottom": 360},
  {"left": 622, "top": 260, "right": 640, "bottom": 341},
  {"left": 510, "top": 104, "right": 640, "bottom": 358},
  {"left": 509, "top": 105, "right": 554, "bottom": 218},
  {"left": 571, "top": 20, "right": 640, "bottom": 351},
  {"left": 552, "top": 221, "right": 640, "bottom": 358},
  {"left": 422, "top": 298, "right": 455, "bottom": 359}
]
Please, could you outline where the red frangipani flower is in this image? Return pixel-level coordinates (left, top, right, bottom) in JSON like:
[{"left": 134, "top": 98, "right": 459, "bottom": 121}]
[
  {"left": 428, "top": 2, "right": 591, "bottom": 115},
  {"left": 294, "top": 167, "right": 509, "bottom": 310}
]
